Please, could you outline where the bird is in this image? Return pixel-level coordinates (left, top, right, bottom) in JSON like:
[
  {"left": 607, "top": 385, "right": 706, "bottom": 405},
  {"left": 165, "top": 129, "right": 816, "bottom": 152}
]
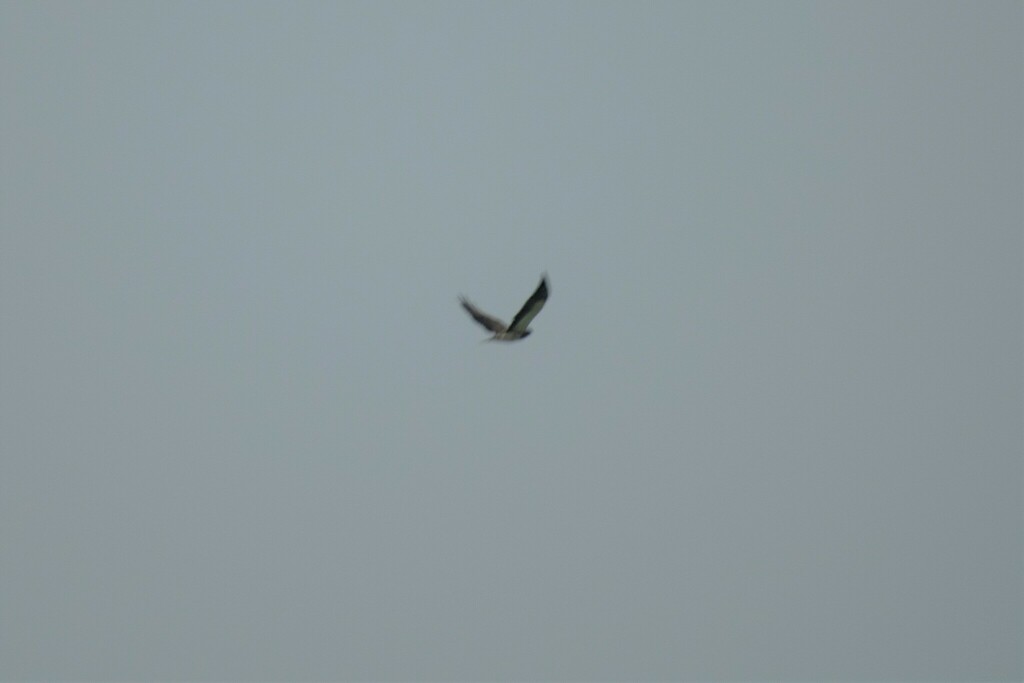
[{"left": 459, "top": 274, "right": 549, "bottom": 341}]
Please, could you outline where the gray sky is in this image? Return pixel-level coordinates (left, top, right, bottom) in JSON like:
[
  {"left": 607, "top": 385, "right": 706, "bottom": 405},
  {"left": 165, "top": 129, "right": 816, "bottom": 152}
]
[{"left": 1, "top": 1, "right": 1021, "bottom": 680}]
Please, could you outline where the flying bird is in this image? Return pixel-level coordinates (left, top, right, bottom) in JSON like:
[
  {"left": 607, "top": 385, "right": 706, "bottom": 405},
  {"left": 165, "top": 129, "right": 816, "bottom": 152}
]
[{"left": 459, "top": 274, "right": 549, "bottom": 341}]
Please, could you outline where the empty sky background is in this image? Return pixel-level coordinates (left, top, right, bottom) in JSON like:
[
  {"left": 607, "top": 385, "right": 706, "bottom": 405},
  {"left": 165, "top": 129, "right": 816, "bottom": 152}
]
[{"left": 1, "top": 2, "right": 1021, "bottom": 680}]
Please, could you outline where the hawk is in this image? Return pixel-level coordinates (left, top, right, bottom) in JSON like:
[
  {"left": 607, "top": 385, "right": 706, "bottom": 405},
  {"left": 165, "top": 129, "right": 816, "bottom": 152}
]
[{"left": 459, "top": 274, "right": 549, "bottom": 341}]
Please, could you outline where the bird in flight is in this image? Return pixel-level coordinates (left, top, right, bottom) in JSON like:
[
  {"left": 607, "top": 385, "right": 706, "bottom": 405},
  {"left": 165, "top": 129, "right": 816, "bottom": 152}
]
[{"left": 459, "top": 274, "right": 549, "bottom": 341}]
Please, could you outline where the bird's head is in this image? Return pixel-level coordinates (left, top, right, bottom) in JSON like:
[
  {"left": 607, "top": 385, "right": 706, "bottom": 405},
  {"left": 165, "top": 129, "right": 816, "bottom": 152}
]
[{"left": 520, "top": 330, "right": 532, "bottom": 338}]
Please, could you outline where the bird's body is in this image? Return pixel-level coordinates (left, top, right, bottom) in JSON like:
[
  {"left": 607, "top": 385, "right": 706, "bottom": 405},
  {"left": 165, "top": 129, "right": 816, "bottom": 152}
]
[{"left": 459, "top": 274, "right": 549, "bottom": 342}]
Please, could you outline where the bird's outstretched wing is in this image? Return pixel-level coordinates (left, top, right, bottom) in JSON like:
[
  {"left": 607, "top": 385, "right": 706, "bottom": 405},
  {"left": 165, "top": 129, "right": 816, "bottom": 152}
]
[
  {"left": 459, "top": 297, "right": 507, "bottom": 333},
  {"left": 507, "top": 275, "right": 549, "bottom": 333}
]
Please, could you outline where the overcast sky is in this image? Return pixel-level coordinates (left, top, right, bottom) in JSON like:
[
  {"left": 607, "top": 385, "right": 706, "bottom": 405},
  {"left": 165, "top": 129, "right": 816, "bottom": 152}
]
[{"left": 1, "top": 2, "right": 1021, "bottom": 680}]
